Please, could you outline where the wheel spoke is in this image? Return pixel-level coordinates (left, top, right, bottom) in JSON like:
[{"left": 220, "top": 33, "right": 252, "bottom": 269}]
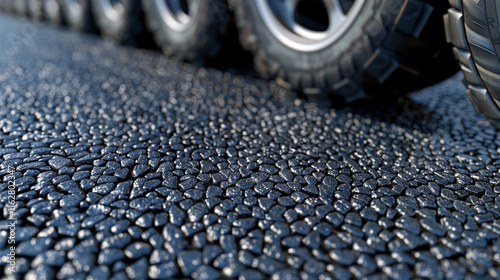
[
  {"left": 166, "top": 0, "right": 190, "bottom": 23},
  {"left": 268, "top": 0, "right": 295, "bottom": 30},
  {"left": 166, "top": 0, "right": 182, "bottom": 14},
  {"left": 282, "top": 0, "right": 300, "bottom": 17},
  {"left": 256, "top": 0, "right": 365, "bottom": 51},
  {"left": 186, "top": 0, "right": 199, "bottom": 17},
  {"left": 324, "top": 0, "right": 346, "bottom": 30},
  {"left": 166, "top": 0, "right": 180, "bottom": 13},
  {"left": 185, "top": 0, "right": 193, "bottom": 12}
]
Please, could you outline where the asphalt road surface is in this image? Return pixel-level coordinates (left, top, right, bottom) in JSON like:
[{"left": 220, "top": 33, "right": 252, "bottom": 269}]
[{"left": 0, "top": 14, "right": 500, "bottom": 280}]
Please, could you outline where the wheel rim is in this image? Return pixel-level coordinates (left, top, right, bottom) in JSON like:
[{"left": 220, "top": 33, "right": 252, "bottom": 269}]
[
  {"left": 255, "top": 0, "right": 366, "bottom": 52},
  {"left": 98, "top": 0, "right": 125, "bottom": 21},
  {"left": 154, "top": 0, "right": 200, "bottom": 32}
]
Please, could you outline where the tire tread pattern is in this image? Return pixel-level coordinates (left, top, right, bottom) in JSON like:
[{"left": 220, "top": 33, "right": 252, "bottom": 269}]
[{"left": 445, "top": 0, "right": 500, "bottom": 128}]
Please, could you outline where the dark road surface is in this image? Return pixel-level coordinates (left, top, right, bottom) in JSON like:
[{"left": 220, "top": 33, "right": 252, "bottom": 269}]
[{"left": 0, "top": 14, "right": 500, "bottom": 280}]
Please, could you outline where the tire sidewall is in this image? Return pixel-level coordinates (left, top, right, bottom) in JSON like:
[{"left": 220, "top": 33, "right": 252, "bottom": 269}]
[
  {"left": 62, "top": 0, "right": 90, "bottom": 30},
  {"left": 143, "top": 0, "right": 224, "bottom": 48},
  {"left": 43, "top": 0, "right": 64, "bottom": 24},
  {"left": 14, "top": 0, "right": 28, "bottom": 15},
  {"left": 91, "top": 0, "right": 139, "bottom": 39},
  {"left": 485, "top": 1, "right": 500, "bottom": 65},
  {"left": 471, "top": 0, "right": 500, "bottom": 101},
  {"left": 28, "top": 0, "right": 43, "bottom": 19}
]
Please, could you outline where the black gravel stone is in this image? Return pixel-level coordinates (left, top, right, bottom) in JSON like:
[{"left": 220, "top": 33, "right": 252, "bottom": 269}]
[
  {"left": 191, "top": 265, "right": 221, "bottom": 280},
  {"left": 126, "top": 257, "right": 149, "bottom": 280},
  {"left": 124, "top": 242, "right": 152, "bottom": 259},
  {"left": 98, "top": 248, "right": 125, "bottom": 265},
  {"left": 148, "top": 261, "right": 178, "bottom": 279},
  {"left": 178, "top": 250, "right": 203, "bottom": 276}
]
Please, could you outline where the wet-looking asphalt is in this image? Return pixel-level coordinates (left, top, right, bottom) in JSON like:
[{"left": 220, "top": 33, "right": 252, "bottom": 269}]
[{"left": 0, "top": 14, "right": 500, "bottom": 280}]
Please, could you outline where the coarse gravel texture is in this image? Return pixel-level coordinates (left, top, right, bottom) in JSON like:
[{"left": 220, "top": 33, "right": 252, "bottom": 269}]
[{"left": 0, "top": 14, "right": 500, "bottom": 280}]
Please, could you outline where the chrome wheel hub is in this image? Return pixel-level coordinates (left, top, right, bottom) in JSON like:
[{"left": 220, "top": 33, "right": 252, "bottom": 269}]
[{"left": 256, "top": 0, "right": 366, "bottom": 52}]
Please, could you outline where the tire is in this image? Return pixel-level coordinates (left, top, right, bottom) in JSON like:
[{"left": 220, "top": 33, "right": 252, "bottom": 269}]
[
  {"left": 61, "top": 0, "right": 95, "bottom": 31},
  {"left": 13, "top": 0, "right": 28, "bottom": 16},
  {"left": 444, "top": 0, "right": 500, "bottom": 129},
  {"left": 142, "top": 0, "right": 231, "bottom": 63},
  {"left": 235, "top": 0, "right": 458, "bottom": 103},
  {"left": 28, "top": 0, "right": 44, "bottom": 20},
  {"left": 90, "top": 0, "right": 144, "bottom": 45},
  {"left": 43, "top": 0, "right": 64, "bottom": 24}
]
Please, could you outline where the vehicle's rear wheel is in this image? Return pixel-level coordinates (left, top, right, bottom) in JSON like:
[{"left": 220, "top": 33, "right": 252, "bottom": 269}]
[
  {"left": 444, "top": 0, "right": 500, "bottom": 129},
  {"left": 61, "top": 0, "right": 95, "bottom": 31},
  {"left": 43, "top": 0, "right": 64, "bottom": 24},
  {"left": 235, "top": 0, "right": 458, "bottom": 103},
  {"left": 28, "top": 0, "right": 44, "bottom": 20},
  {"left": 142, "top": 0, "right": 231, "bottom": 63},
  {"left": 90, "top": 0, "right": 144, "bottom": 45},
  {"left": 13, "top": 0, "right": 28, "bottom": 16}
]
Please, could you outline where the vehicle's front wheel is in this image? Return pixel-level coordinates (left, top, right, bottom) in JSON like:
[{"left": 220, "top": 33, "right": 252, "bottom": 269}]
[
  {"left": 61, "top": 0, "right": 95, "bottom": 31},
  {"left": 90, "top": 0, "right": 144, "bottom": 45},
  {"left": 142, "top": 0, "right": 231, "bottom": 63},
  {"left": 235, "top": 0, "right": 458, "bottom": 103},
  {"left": 445, "top": 0, "right": 500, "bottom": 128}
]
